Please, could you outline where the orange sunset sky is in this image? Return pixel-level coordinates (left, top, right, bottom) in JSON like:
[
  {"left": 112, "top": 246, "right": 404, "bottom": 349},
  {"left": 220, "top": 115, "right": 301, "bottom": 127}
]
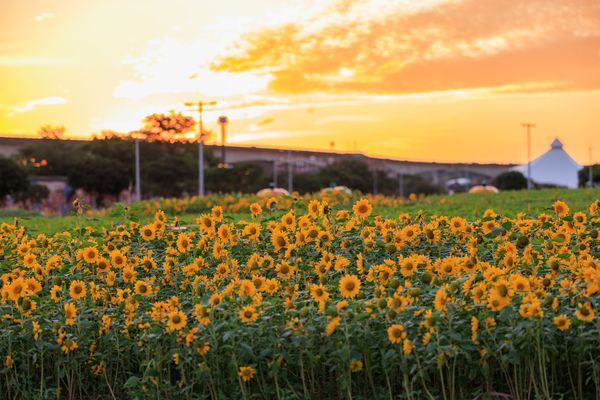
[{"left": 1, "top": 0, "right": 599, "bottom": 164}]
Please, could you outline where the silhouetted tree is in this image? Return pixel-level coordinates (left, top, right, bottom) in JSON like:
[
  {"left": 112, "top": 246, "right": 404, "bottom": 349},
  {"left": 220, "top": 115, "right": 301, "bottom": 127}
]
[
  {"left": 578, "top": 165, "right": 599, "bottom": 187},
  {"left": 493, "top": 171, "right": 528, "bottom": 191},
  {"left": 0, "top": 156, "right": 29, "bottom": 203},
  {"left": 38, "top": 125, "right": 66, "bottom": 140}
]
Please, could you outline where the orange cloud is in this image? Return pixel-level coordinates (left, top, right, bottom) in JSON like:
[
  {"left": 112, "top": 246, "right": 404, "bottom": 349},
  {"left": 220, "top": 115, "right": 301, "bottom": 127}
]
[{"left": 213, "top": 0, "right": 600, "bottom": 94}]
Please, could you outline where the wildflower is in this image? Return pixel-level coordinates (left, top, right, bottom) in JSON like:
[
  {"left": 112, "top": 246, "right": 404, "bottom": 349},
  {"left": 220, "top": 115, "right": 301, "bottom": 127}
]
[
  {"left": 353, "top": 198, "right": 372, "bottom": 218},
  {"left": 64, "top": 303, "right": 77, "bottom": 325},
  {"left": 69, "top": 280, "right": 87, "bottom": 300},
  {"left": 553, "top": 200, "right": 569, "bottom": 217},
  {"left": 575, "top": 303, "right": 595, "bottom": 322},
  {"left": 239, "top": 305, "right": 259, "bottom": 323},
  {"left": 553, "top": 315, "right": 571, "bottom": 331},
  {"left": 238, "top": 366, "right": 256, "bottom": 382},
  {"left": 339, "top": 275, "right": 361, "bottom": 298},
  {"left": 350, "top": 359, "right": 363, "bottom": 372},
  {"left": 166, "top": 310, "right": 187, "bottom": 331},
  {"left": 387, "top": 324, "right": 405, "bottom": 344}
]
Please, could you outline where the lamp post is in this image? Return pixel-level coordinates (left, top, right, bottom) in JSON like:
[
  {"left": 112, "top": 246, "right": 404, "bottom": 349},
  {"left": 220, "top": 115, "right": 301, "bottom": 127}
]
[
  {"left": 521, "top": 123, "right": 535, "bottom": 190},
  {"left": 185, "top": 100, "right": 217, "bottom": 196},
  {"left": 218, "top": 115, "right": 228, "bottom": 168},
  {"left": 134, "top": 137, "right": 141, "bottom": 202}
]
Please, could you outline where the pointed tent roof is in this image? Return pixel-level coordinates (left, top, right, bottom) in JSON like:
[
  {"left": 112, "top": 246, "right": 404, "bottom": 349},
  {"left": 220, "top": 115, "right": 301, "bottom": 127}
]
[{"left": 512, "top": 138, "right": 581, "bottom": 188}]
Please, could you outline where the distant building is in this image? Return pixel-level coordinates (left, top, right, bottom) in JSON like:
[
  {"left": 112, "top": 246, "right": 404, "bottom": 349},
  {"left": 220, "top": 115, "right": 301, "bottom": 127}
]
[{"left": 512, "top": 139, "right": 581, "bottom": 188}]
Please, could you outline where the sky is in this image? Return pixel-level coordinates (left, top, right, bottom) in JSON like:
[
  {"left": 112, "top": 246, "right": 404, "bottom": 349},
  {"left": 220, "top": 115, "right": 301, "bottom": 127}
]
[{"left": 0, "top": 0, "right": 599, "bottom": 164}]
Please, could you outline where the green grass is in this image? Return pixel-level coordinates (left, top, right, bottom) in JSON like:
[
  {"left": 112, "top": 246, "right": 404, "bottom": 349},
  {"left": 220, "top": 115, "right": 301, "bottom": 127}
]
[{"left": 2, "top": 188, "right": 598, "bottom": 234}]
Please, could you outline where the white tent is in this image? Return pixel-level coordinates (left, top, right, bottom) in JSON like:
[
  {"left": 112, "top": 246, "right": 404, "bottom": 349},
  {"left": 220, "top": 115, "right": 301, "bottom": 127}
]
[{"left": 512, "top": 139, "right": 581, "bottom": 188}]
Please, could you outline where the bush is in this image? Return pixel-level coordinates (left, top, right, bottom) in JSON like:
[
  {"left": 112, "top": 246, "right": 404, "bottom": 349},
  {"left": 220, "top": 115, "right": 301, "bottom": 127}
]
[{"left": 493, "top": 170, "right": 528, "bottom": 190}]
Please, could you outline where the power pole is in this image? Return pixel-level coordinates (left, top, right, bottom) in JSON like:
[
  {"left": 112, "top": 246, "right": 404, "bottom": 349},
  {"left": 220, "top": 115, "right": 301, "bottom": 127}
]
[
  {"left": 272, "top": 159, "right": 278, "bottom": 188},
  {"left": 398, "top": 171, "right": 404, "bottom": 198},
  {"left": 134, "top": 138, "right": 141, "bottom": 201},
  {"left": 185, "top": 100, "right": 217, "bottom": 196},
  {"left": 287, "top": 150, "right": 293, "bottom": 193},
  {"left": 589, "top": 146, "right": 594, "bottom": 188},
  {"left": 218, "top": 116, "right": 228, "bottom": 168},
  {"left": 522, "top": 123, "right": 535, "bottom": 190}
]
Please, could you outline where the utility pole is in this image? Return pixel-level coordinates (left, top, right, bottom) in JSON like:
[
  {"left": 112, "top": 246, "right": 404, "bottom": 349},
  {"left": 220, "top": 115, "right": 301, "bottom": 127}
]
[
  {"left": 522, "top": 123, "right": 535, "bottom": 190},
  {"left": 218, "top": 115, "right": 228, "bottom": 168},
  {"left": 134, "top": 137, "right": 141, "bottom": 202},
  {"left": 398, "top": 171, "right": 404, "bottom": 198},
  {"left": 287, "top": 150, "right": 293, "bottom": 193},
  {"left": 185, "top": 100, "right": 217, "bottom": 196},
  {"left": 589, "top": 146, "right": 594, "bottom": 188},
  {"left": 272, "top": 159, "right": 278, "bottom": 188}
]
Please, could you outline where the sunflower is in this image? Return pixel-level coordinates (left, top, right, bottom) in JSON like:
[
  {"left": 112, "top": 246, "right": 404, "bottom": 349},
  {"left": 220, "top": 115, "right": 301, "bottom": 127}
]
[
  {"left": 82, "top": 247, "right": 98, "bottom": 263},
  {"left": 249, "top": 203, "right": 262, "bottom": 216},
  {"left": 211, "top": 206, "right": 223, "bottom": 221},
  {"left": 238, "top": 305, "right": 259, "bottom": 323},
  {"left": 350, "top": 359, "right": 363, "bottom": 372},
  {"left": 575, "top": 302, "right": 595, "bottom": 322},
  {"left": 449, "top": 217, "right": 467, "bottom": 232},
  {"left": 111, "top": 250, "right": 126, "bottom": 268},
  {"left": 276, "top": 261, "right": 295, "bottom": 279},
  {"left": 387, "top": 324, "right": 405, "bottom": 344},
  {"left": 553, "top": 200, "right": 569, "bottom": 217},
  {"left": 64, "top": 303, "right": 77, "bottom": 326},
  {"left": 271, "top": 230, "right": 288, "bottom": 251},
  {"left": 353, "top": 198, "right": 372, "bottom": 218},
  {"left": 139, "top": 224, "right": 156, "bottom": 241},
  {"left": 339, "top": 275, "right": 361, "bottom": 298},
  {"left": 238, "top": 366, "right": 256, "bottom": 382},
  {"left": 96, "top": 257, "right": 110, "bottom": 273},
  {"left": 154, "top": 210, "right": 166, "bottom": 223},
  {"left": 176, "top": 232, "right": 192, "bottom": 253},
  {"left": 134, "top": 280, "right": 151, "bottom": 297},
  {"left": 122, "top": 266, "right": 137, "bottom": 283},
  {"left": 69, "top": 280, "right": 87, "bottom": 300},
  {"left": 22, "top": 253, "right": 37, "bottom": 268},
  {"left": 553, "top": 315, "right": 571, "bottom": 331},
  {"left": 166, "top": 310, "right": 187, "bottom": 331},
  {"left": 310, "top": 284, "right": 329, "bottom": 302},
  {"left": 243, "top": 223, "right": 261, "bottom": 240}
]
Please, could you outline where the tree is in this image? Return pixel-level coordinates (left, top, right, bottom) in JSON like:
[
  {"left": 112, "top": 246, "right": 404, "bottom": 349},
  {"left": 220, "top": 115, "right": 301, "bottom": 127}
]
[
  {"left": 38, "top": 125, "right": 66, "bottom": 139},
  {"left": 578, "top": 165, "right": 600, "bottom": 187},
  {"left": 136, "top": 111, "right": 196, "bottom": 142},
  {"left": 493, "top": 171, "right": 528, "bottom": 191},
  {"left": 0, "top": 156, "right": 29, "bottom": 203}
]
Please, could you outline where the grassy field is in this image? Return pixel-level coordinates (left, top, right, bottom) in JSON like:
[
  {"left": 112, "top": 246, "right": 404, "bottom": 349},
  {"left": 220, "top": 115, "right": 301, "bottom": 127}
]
[
  {"left": 0, "top": 189, "right": 598, "bottom": 399},
  {"left": 2, "top": 188, "right": 598, "bottom": 234}
]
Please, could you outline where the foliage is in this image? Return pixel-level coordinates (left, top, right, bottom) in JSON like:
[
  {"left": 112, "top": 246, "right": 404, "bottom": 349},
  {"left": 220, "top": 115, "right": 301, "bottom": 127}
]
[
  {"left": 37, "top": 125, "right": 66, "bottom": 140},
  {"left": 0, "top": 195, "right": 598, "bottom": 399},
  {"left": 493, "top": 171, "right": 528, "bottom": 191},
  {"left": 0, "top": 156, "right": 29, "bottom": 201},
  {"left": 578, "top": 164, "right": 600, "bottom": 187}
]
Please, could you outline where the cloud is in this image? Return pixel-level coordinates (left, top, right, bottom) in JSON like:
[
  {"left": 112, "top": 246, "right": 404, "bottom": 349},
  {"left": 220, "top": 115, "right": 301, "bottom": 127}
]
[
  {"left": 0, "top": 57, "right": 69, "bottom": 66},
  {"left": 34, "top": 13, "right": 55, "bottom": 23},
  {"left": 7, "top": 96, "right": 68, "bottom": 117},
  {"left": 212, "top": 0, "right": 600, "bottom": 94}
]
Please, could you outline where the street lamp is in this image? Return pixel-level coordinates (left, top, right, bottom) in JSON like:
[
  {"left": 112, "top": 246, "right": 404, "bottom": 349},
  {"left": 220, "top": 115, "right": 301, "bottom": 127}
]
[
  {"left": 521, "top": 123, "right": 535, "bottom": 190},
  {"left": 185, "top": 100, "right": 217, "bottom": 196},
  {"left": 218, "top": 115, "right": 228, "bottom": 168}
]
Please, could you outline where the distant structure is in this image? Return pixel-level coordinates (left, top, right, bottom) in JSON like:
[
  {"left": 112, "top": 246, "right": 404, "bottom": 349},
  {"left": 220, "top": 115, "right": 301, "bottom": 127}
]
[{"left": 512, "top": 139, "right": 581, "bottom": 188}]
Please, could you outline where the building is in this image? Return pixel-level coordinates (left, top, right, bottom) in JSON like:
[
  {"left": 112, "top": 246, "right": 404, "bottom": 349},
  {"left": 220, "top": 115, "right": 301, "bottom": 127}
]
[{"left": 512, "top": 139, "right": 581, "bottom": 188}]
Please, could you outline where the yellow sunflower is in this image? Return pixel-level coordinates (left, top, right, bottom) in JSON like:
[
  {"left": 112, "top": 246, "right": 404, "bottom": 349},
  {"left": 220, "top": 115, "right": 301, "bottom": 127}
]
[
  {"left": 352, "top": 198, "right": 372, "bottom": 218},
  {"left": 387, "top": 324, "right": 405, "bottom": 344},
  {"left": 238, "top": 305, "right": 259, "bottom": 323},
  {"left": 166, "top": 310, "right": 187, "bottom": 331},
  {"left": 238, "top": 366, "right": 256, "bottom": 382},
  {"left": 82, "top": 247, "right": 98, "bottom": 263},
  {"left": 69, "top": 280, "right": 87, "bottom": 300},
  {"left": 339, "top": 275, "right": 361, "bottom": 298}
]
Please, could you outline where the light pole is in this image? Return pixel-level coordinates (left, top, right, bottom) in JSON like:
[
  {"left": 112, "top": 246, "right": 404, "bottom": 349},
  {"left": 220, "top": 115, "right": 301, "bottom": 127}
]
[
  {"left": 522, "top": 123, "right": 535, "bottom": 190},
  {"left": 134, "top": 137, "right": 141, "bottom": 202},
  {"left": 185, "top": 100, "right": 217, "bottom": 196},
  {"left": 218, "top": 115, "right": 228, "bottom": 168},
  {"left": 287, "top": 150, "right": 293, "bottom": 193},
  {"left": 589, "top": 146, "right": 594, "bottom": 188}
]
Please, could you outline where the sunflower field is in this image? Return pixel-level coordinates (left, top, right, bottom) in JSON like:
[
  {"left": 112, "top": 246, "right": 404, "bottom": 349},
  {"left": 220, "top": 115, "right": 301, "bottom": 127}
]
[{"left": 1, "top": 195, "right": 599, "bottom": 399}]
